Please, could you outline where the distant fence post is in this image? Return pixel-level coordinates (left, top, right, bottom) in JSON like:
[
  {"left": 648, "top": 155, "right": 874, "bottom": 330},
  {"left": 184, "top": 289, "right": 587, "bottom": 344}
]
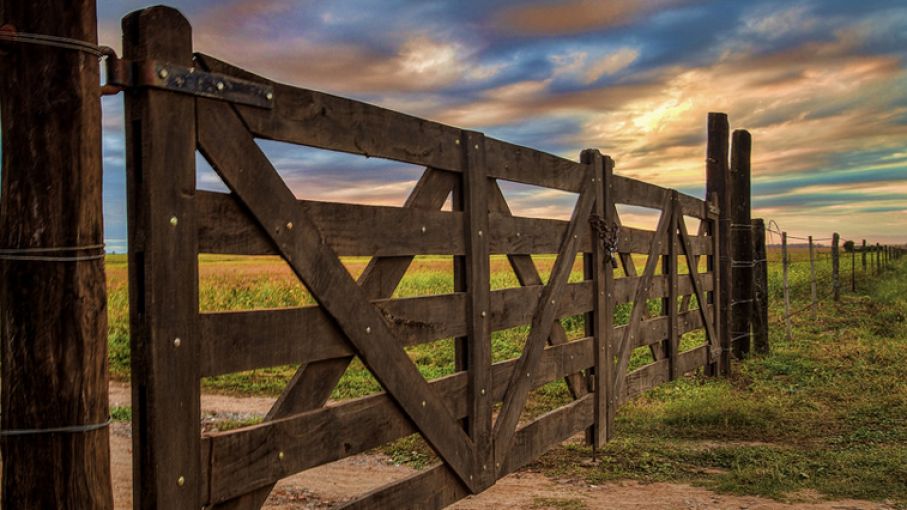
[
  {"left": 851, "top": 241, "right": 856, "bottom": 292},
  {"left": 877, "top": 243, "right": 882, "bottom": 274},
  {"left": 832, "top": 233, "right": 840, "bottom": 302},
  {"left": 809, "top": 235, "right": 817, "bottom": 319},
  {"left": 729, "top": 129, "right": 752, "bottom": 359},
  {"left": 782, "top": 232, "right": 792, "bottom": 340},
  {"left": 862, "top": 239, "right": 867, "bottom": 273},
  {"left": 706, "top": 112, "right": 731, "bottom": 375},
  {"left": 751, "top": 219, "right": 769, "bottom": 354}
]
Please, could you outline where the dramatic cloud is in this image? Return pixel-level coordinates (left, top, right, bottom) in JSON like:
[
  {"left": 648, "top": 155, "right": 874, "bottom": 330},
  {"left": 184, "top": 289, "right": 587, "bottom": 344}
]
[{"left": 94, "top": 0, "right": 907, "bottom": 244}]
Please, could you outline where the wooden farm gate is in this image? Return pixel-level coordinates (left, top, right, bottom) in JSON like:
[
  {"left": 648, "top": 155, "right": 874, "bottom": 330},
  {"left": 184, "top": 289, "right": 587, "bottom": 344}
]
[{"left": 120, "top": 7, "right": 722, "bottom": 509}]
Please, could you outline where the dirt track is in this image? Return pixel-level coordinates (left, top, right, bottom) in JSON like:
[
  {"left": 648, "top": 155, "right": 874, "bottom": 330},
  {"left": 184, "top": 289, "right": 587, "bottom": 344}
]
[{"left": 108, "top": 382, "right": 895, "bottom": 509}]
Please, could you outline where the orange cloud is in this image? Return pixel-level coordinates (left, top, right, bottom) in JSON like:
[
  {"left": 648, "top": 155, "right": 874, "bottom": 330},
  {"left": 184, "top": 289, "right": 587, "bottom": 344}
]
[{"left": 493, "top": 0, "right": 698, "bottom": 35}]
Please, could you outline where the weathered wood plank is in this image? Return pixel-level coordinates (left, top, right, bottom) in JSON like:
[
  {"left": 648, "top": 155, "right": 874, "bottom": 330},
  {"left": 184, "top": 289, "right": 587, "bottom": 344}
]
[
  {"left": 582, "top": 150, "right": 612, "bottom": 449},
  {"left": 341, "top": 393, "right": 595, "bottom": 510},
  {"left": 613, "top": 175, "right": 708, "bottom": 219},
  {"left": 612, "top": 193, "right": 673, "bottom": 397},
  {"left": 196, "top": 190, "right": 713, "bottom": 257},
  {"left": 204, "top": 338, "right": 593, "bottom": 503},
  {"left": 621, "top": 344, "right": 709, "bottom": 403},
  {"left": 493, "top": 182, "right": 596, "bottom": 475},
  {"left": 677, "top": 209, "right": 722, "bottom": 365},
  {"left": 123, "top": 8, "right": 201, "bottom": 509},
  {"left": 210, "top": 168, "right": 458, "bottom": 510},
  {"left": 462, "top": 131, "right": 494, "bottom": 488},
  {"left": 197, "top": 98, "right": 479, "bottom": 491},
  {"left": 488, "top": 182, "right": 587, "bottom": 399}
]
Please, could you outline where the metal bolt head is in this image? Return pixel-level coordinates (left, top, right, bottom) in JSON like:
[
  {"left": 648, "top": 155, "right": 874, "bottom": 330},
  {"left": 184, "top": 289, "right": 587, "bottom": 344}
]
[
  {"left": 478, "top": 230, "right": 483, "bottom": 237},
  {"left": 474, "top": 144, "right": 479, "bottom": 150},
  {"left": 455, "top": 139, "right": 460, "bottom": 145},
  {"left": 216, "top": 81, "right": 225, "bottom": 91},
  {"left": 480, "top": 388, "right": 486, "bottom": 395},
  {"left": 278, "top": 451, "right": 285, "bottom": 460},
  {"left": 365, "top": 326, "right": 371, "bottom": 334},
  {"left": 266, "top": 92, "right": 274, "bottom": 101},
  {"left": 177, "top": 475, "right": 185, "bottom": 487},
  {"left": 158, "top": 68, "right": 169, "bottom": 79},
  {"left": 480, "top": 310, "right": 486, "bottom": 318},
  {"left": 169, "top": 216, "right": 178, "bottom": 227},
  {"left": 526, "top": 372, "right": 531, "bottom": 378},
  {"left": 421, "top": 400, "right": 426, "bottom": 407},
  {"left": 286, "top": 222, "right": 294, "bottom": 230},
  {"left": 173, "top": 337, "right": 181, "bottom": 348},
  {"left": 421, "top": 225, "right": 427, "bottom": 234}
]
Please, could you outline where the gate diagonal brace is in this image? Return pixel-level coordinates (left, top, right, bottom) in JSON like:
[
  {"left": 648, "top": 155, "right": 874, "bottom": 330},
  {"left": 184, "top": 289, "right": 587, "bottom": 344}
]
[{"left": 102, "top": 50, "right": 273, "bottom": 108}]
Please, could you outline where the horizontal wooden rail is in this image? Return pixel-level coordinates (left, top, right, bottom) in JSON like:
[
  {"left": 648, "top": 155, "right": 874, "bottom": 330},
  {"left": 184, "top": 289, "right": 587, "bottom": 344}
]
[
  {"left": 343, "top": 394, "right": 594, "bottom": 509},
  {"left": 200, "top": 276, "right": 714, "bottom": 376},
  {"left": 196, "top": 191, "right": 712, "bottom": 257},
  {"left": 202, "top": 337, "right": 594, "bottom": 504},
  {"left": 195, "top": 54, "right": 711, "bottom": 217}
]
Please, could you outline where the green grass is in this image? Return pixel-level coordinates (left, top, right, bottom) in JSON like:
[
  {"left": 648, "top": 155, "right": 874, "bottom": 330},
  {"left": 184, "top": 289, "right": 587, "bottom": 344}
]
[
  {"left": 532, "top": 254, "right": 907, "bottom": 507},
  {"left": 104, "top": 248, "right": 907, "bottom": 506}
]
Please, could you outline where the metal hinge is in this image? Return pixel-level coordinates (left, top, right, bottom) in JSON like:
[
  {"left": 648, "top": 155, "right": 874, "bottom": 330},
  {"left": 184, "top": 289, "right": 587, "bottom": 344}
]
[{"left": 100, "top": 47, "right": 273, "bottom": 109}]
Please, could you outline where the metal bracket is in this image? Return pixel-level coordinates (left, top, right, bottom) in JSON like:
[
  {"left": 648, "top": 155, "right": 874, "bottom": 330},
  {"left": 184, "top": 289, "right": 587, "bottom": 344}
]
[
  {"left": 101, "top": 49, "right": 273, "bottom": 109},
  {"left": 589, "top": 214, "right": 620, "bottom": 268}
]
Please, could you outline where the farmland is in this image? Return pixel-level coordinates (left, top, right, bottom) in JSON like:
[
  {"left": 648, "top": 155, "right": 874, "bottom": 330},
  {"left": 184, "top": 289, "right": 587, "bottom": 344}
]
[{"left": 104, "top": 246, "right": 907, "bottom": 506}]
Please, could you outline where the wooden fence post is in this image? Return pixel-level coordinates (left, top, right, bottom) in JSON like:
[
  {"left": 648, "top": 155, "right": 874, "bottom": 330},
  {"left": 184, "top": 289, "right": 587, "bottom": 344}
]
[
  {"left": 751, "top": 219, "right": 769, "bottom": 354},
  {"left": 782, "top": 232, "right": 792, "bottom": 340},
  {"left": 705, "top": 112, "right": 731, "bottom": 374},
  {"left": 729, "top": 129, "right": 752, "bottom": 359},
  {"left": 862, "top": 239, "right": 867, "bottom": 273},
  {"left": 851, "top": 241, "right": 856, "bottom": 292},
  {"left": 809, "top": 236, "right": 817, "bottom": 319},
  {"left": 123, "top": 7, "right": 201, "bottom": 509},
  {"left": 0, "top": 1, "right": 113, "bottom": 508},
  {"left": 832, "top": 233, "right": 840, "bottom": 302},
  {"left": 876, "top": 243, "right": 881, "bottom": 274}
]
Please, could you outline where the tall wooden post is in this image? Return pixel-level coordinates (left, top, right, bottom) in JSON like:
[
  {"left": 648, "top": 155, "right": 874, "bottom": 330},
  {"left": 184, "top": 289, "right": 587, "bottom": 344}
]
[
  {"left": 782, "top": 232, "right": 792, "bottom": 340},
  {"left": 751, "top": 219, "right": 769, "bottom": 354},
  {"left": 832, "top": 233, "right": 840, "bottom": 302},
  {"left": 123, "top": 7, "right": 201, "bottom": 509},
  {"left": 729, "top": 130, "right": 752, "bottom": 358},
  {"left": 705, "top": 112, "right": 731, "bottom": 375},
  {"left": 0, "top": 1, "right": 113, "bottom": 508},
  {"left": 809, "top": 236, "right": 817, "bottom": 319}
]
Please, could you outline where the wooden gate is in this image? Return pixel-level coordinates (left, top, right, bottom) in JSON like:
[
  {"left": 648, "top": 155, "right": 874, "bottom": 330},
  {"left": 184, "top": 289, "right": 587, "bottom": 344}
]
[{"left": 122, "top": 7, "right": 722, "bottom": 509}]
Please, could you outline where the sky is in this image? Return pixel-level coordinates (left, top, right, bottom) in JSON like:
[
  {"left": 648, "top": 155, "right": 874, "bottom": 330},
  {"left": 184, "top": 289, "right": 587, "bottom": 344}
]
[{"left": 93, "top": 0, "right": 907, "bottom": 251}]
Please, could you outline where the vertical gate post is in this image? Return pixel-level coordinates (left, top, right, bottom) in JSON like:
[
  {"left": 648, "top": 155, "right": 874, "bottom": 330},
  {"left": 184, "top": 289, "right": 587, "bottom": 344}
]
[
  {"left": 705, "top": 113, "right": 731, "bottom": 375},
  {"left": 729, "top": 129, "right": 752, "bottom": 358},
  {"left": 667, "top": 192, "right": 680, "bottom": 379},
  {"left": 582, "top": 150, "right": 614, "bottom": 449},
  {"left": 809, "top": 236, "right": 818, "bottom": 319},
  {"left": 0, "top": 1, "right": 113, "bottom": 508},
  {"left": 832, "top": 233, "right": 840, "bottom": 301},
  {"left": 782, "top": 233, "right": 792, "bottom": 340},
  {"left": 461, "top": 131, "right": 493, "bottom": 489},
  {"left": 751, "top": 219, "right": 769, "bottom": 354},
  {"left": 123, "top": 7, "right": 201, "bottom": 509}
]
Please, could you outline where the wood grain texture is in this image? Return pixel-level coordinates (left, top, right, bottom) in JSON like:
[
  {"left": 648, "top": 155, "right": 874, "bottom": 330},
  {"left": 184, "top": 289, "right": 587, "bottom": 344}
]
[
  {"left": 122, "top": 7, "right": 201, "bottom": 509},
  {"left": 197, "top": 98, "right": 482, "bottom": 491},
  {"left": 0, "top": 1, "right": 112, "bottom": 507},
  {"left": 493, "top": 183, "right": 596, "bottom": 475},
  {"left": 205, "top": 338, "right": 593, "bottom": 503}
]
